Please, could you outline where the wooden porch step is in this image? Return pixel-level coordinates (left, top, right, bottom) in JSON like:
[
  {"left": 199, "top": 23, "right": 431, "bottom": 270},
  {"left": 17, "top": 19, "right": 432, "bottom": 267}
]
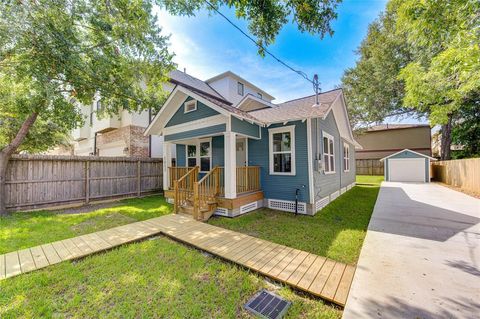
[{"left": 179, "top": 203, "right": 217, "bottom": 222}]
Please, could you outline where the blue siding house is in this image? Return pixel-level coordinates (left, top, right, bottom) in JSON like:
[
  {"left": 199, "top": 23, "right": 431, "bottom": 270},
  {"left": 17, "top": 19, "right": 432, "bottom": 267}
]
[{"left": 145, "top": 71, "right": 360, "bottom": 219}]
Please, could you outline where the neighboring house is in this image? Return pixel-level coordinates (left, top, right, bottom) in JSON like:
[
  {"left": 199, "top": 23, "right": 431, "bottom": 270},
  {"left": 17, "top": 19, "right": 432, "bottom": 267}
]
[
  {"left": 355, "top": 124, "right": 432, "bottom": 175},
  {"left": 145, "top": 71, "right": 360, "bottom": 219}
]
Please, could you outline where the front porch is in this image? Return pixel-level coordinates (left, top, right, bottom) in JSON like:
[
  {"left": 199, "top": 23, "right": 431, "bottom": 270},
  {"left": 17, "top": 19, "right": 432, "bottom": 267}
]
[
  {"left": 164, "top": 166, "right": 263, "bottom": 221},
  {"left": 162, "top": 133, "right": 263, "bottom": 221}
]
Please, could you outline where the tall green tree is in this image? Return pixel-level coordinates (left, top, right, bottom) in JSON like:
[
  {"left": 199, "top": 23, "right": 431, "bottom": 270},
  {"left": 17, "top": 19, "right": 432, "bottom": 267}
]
[
  {"left": 0, "top": 0, "right": 341, "bottom": 215},
  {"left": 451, "top": 94, "right": 480, "bottom": 159},
  {"left": 341, "top": 1, "right": 415, "bottom": 128},
  {"left": 342, "top": 0, "right": 479, "bottom": 160},
  {"left": 396, "top": 0, "right": 480, "bottom": 160}
]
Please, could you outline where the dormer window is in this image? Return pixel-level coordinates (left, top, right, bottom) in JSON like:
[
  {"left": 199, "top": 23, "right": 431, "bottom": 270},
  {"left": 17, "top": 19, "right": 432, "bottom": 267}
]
[
  {"left": 184, "top": 99, "right": 197, "bottom": 113},
  {"left": 237, "top": 82, "right": 244, "bottom": 96},
  {"left": 257, "top": 93, "right": 262, "bottom": 99}
]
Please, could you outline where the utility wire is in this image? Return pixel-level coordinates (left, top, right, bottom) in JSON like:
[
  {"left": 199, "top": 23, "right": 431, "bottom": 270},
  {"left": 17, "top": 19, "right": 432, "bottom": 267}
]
[{"left": 204, "top": 0, "right": 316, "bottom": 86}]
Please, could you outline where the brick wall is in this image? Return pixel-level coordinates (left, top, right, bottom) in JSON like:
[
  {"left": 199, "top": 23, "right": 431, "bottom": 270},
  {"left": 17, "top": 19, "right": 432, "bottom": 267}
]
[{"left": 96, "top": 125, "right": 149, "bottom": 157}]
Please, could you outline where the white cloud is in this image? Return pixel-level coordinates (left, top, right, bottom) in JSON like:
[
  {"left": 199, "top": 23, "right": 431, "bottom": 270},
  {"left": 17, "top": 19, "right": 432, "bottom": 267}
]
[{"left": 154, "top": 8, "right": 343, "bottom": 103}]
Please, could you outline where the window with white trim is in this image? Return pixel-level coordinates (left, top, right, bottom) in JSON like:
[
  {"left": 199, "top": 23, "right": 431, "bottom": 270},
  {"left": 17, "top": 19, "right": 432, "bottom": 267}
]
[
  {"left": 199, "top": 140, "right": 211, "bottom": 172},
  {"left": 343, "top": 142, "right": 350, "bottom": 172},
  {"left": 237, "top": 82, "right": 244, "bottom": 96},
  {"left": 184, "top": 99, "right": 197, "bottom": 113},
  {"left": 269, "top": 126, "right": 295, "bottom": 175},
  {"left": 323, "top": 132, "right": 335, "bottom": 174},
  {"left": 187, "top": 145, "right": 197, "bottom": 167}
]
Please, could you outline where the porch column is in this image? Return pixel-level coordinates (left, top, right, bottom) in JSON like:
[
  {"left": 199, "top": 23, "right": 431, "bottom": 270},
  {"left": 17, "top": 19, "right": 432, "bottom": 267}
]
[
  {"left": 224, "top": 132, "right": 237, "bottom": 199},
  {"left": 163, "top": 141, "right": 172, "bottom": 191}
]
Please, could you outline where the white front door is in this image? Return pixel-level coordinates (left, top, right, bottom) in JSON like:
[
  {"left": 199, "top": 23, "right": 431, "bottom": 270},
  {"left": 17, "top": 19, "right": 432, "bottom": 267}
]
[
  {"left": 236, "top": 138, "right": 247, "bottom": 167},
  {"left": 389, "top": 158, "right": 425, "bottom": 182}
]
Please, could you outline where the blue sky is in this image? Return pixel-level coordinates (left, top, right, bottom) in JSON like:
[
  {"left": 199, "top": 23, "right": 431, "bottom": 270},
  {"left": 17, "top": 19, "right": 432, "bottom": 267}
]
[{"left": 155, "top": 1, "right": 388, "bottom": 104}]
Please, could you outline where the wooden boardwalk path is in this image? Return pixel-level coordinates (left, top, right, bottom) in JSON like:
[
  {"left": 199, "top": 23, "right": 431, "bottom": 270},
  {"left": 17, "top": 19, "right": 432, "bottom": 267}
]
[{"left": 0, "top": 214, "right": 355, "bottom": 307}]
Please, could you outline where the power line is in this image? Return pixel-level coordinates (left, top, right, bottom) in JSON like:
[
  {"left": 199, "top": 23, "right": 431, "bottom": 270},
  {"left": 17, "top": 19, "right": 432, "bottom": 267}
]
[{"left": 204, "top": 0, "right": 317, "bottom": 87}]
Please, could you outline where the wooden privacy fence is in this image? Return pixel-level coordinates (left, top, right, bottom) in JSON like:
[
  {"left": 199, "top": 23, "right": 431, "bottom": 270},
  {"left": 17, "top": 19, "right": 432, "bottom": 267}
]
[
  {"left": 5, "top": 155, "right": 163, "bottom": 212},
  {"left": 355, "top": 159, "right": 384, "bottom": 176},
  {"left": 431, "top": 158, "right": 480, "bottom": 193}
]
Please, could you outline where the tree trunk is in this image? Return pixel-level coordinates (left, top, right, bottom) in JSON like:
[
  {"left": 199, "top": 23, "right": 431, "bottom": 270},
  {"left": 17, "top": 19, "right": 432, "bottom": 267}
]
[
  {"left": 440, "top": 113, "right": 453, "bottom": 161},
  {"left": 0, "top": 112, "right": 38, "bottom": 216}
]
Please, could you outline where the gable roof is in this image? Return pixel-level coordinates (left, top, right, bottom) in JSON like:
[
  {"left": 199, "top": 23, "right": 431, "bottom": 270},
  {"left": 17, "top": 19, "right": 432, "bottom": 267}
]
[
  {"left": 237, "top": 94, "right": 277, "bottom": 112},
  {"left": 169, "top": 70, "right": 227, "bottom": 102},
  {"left": 144, "top": 85, "right": 264, "bottom": 136},
  {"left": 205, "top": 71, "right": 275, "bottom": 101},
  {"left": 249, "top": 89, "right": 342, "bottom": 124},
  {"left": 380, "top": 149, "right": 437, "bottom": 161}
]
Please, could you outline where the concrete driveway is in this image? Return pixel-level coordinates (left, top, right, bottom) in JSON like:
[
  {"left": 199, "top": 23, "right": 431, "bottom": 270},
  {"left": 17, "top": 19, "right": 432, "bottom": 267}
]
[{"left": 343, "top": 182, "right": 480, "bottom": 319}]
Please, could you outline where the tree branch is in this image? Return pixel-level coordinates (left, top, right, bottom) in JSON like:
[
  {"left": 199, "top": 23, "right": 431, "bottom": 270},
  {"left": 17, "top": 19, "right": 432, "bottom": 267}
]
[{"left": 1, "top": 112, "right": 39, "bottom": 156}]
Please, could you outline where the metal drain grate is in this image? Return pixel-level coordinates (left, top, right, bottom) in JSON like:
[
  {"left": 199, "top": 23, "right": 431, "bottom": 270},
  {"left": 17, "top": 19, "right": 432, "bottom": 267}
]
[{"left": 244, "top": 290, "right": 291, "bottom": 319}]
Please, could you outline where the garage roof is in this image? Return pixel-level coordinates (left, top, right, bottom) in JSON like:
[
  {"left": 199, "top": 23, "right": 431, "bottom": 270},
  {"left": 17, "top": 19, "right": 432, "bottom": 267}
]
[{"left": 380, "top": 149, "right": 437, "bottom": 161}]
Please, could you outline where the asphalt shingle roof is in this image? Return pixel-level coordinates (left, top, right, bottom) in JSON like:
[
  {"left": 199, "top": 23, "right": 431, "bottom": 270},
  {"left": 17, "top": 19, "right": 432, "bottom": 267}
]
[
  {"left": 249, "top": 89, "right": 342, "bottom": 124},
  {"left": 169, "top": 70, "right": 226, "bottom": 101}
]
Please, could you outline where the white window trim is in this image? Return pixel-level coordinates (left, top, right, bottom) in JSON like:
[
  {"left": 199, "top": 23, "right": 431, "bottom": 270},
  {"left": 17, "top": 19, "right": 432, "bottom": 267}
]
[
  {"left": 185, "top": 138, "right": 212, "bottom": 173},
  {"left": 237, "top": 82, "right": 244, "bottom": 96},
  {"left": 322, "top": 131, "right": 335, "bottom": 174},
  {"left": 184, "top": 100, "right": 197, "bottom": 113},
  {"left": 269, "top": 125, "right": 296, "bottom": 176},
  {"left": 343, "top": 142, "right": 350, "bottom": 172},
  {"left": 186, "top": 144, "right": 197, "bottom": 168},
  {"left": 199, "top": 138, "right": 212, "bottom": 173}
]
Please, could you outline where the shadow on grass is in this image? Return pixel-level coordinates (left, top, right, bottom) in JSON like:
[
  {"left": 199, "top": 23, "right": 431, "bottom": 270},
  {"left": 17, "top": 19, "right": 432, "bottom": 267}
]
[
  {"left": 209, "top": 185, "right": 380, "bottom": 264},
  {"left": 0, "top": 195, "right": 172, "bottom": 254}
]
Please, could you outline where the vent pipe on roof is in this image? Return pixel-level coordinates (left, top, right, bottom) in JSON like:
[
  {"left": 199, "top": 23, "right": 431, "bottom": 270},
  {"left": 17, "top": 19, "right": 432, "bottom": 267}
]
[
  {"left": 313, "top": 74, "right": 321, "bottom": 106},
  {"left": 183, "top": 68, "right": 186, "bottom": 74}
]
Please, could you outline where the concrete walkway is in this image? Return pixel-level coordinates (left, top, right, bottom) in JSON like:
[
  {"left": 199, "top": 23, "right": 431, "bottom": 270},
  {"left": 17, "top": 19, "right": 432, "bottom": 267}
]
[{"left": 344, "top": 182, "right": 480, "bottom": 319}]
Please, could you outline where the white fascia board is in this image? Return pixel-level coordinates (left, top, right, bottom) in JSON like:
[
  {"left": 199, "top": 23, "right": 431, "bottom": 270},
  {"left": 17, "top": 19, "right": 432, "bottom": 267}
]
[
  {"left": 178, "top": 86, "right": 232, "bottom": 117},
  {"left": 144, "top": 85, "right": 180, "bottom": 136},
  {"left": 323, "top": 95, "right": 361, "bottom": 149},
  {"left": 237, "top": 94, "right": 277, "bottom": 110},
  {"left": 162, "top": 114, "right": 227, "bottom": 136},
  {"left": 380, "top": 149, "right": 437, "bottom": 161},
  {"left": 306, "top": 118, "right": 314, "bottom": 204}
]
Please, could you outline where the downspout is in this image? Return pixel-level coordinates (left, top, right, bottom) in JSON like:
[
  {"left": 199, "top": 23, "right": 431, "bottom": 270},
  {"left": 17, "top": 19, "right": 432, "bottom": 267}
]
[{"left": 339, "top": 138, "right": 342, "bottom": 190}]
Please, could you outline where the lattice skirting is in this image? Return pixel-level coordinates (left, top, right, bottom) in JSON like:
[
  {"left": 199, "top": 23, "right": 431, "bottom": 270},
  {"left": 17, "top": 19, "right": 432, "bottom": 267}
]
[
  {"left": 314, "top": 182, "right": 356, "bottom": 213},
  {"left": 214, "top": 207, "right": 229, "bottom": 216},
  {"left": 267, "top": 199, "right": 307, "bottom": 214}
]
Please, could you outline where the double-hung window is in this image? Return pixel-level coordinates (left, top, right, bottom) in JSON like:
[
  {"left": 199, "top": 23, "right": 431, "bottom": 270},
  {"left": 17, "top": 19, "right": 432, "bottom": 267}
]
[
  {"left": 199, "top": 140, "right": 211, "bottom": 172},
  {"left": 187, "top": 145, "right": 197, "bottom": 168},
  {"left": 237, "top": 82, "right": 244, "bottom": 96},
  {"left": 323, "top": 132, "right": 335, "bottom": 174},
  {"left": 269, "top": 126, "right": 295, "bottom": 175},
  {"left": 343, "top": 143, "right": 350, "bottom": 172}
]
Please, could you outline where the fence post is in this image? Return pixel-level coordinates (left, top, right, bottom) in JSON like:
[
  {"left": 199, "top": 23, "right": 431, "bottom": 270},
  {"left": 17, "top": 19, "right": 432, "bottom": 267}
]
[
  {"left": 137, "top": 160, "right": 141, "bottom": 197},
  {"left": 85, "top": 160, "right": 90, "bottom": 204}
]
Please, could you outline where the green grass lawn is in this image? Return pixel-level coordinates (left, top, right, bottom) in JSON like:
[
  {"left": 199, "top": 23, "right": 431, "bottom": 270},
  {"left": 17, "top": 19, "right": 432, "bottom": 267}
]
[
  {"left": 355, "top": 175, "right": 384, "bottom": 185},
  {"left": 0, "top": 237, "right": 341, "bottom": 318},
  {"left": 0, "top": 195, "right": 172, "bottom": 254},
  {"left": 0, "top": 195, "right": 341, "bottom": 318},
  {"left": 209, "top": 183, "right": 380, "bottom": 265}
]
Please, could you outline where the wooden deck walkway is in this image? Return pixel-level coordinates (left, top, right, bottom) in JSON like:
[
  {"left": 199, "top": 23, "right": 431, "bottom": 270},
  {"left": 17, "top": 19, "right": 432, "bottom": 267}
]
[{"left": 0, "top": 214, "right": 355, "bottom": 307}]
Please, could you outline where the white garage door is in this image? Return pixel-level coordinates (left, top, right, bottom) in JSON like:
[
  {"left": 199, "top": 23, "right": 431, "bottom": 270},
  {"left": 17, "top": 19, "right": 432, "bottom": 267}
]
[{"left": 389, "top": 158, "right": 425, "bottom": 182}]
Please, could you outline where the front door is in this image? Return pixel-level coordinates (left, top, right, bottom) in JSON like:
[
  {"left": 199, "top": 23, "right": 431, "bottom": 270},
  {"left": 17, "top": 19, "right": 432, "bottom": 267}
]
[{"left": 236, "top": 138, "right": 247, "bottom": 167}]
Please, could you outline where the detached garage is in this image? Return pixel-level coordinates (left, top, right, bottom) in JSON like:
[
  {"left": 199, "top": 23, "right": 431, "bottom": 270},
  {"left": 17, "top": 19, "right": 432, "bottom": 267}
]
[{"left": 380, "top": 149, "right": 436, "bottom": 183}]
